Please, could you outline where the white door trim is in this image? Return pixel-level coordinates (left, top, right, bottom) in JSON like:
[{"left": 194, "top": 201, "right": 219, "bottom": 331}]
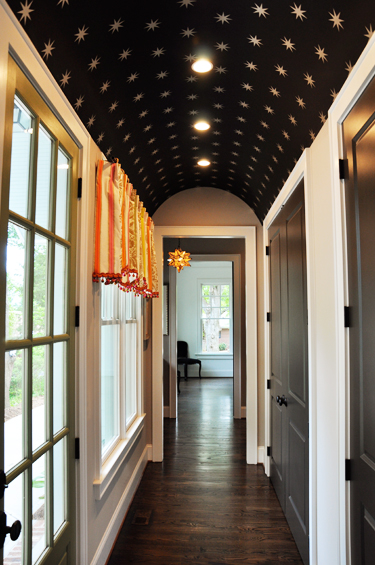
[{"left": 152, "top": 226, "right": 257, "bottom": 464}]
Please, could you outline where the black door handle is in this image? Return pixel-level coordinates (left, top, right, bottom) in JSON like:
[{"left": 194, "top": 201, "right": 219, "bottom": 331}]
[
  {"left": 280, "top": 395, "right": 288, "bottom": 407},
  {"left": 276, "top": 395, "right": 288, "bottom": 407},
  {"left": 0, "top": 511, "right": 22, "bottom": 548}
]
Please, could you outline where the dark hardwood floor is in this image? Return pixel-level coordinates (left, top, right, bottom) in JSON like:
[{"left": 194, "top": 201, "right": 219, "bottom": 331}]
[{"left": 107, "top": 378, "right": 304, "bottom": 564}]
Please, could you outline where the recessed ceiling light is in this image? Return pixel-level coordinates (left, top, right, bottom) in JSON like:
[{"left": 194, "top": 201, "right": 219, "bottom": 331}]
[
  {"left": 192, "top": 59, "right": 213, "bottom": 73},
  {"left": 194, "top": 121, "right": 210, "bottom": 131},
  {"left": 198, "top": 159, "right": 211, "bottom": 167}
]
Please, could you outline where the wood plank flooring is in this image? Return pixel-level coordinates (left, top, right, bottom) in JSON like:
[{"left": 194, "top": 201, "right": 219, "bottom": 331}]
[{"left": 107, "top": 378, "right": 304, "bottom": 564}]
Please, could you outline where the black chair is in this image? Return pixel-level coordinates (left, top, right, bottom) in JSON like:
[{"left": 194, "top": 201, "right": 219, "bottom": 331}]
[{"left": 177, "top": 340, "right": 201, "bottom": 381}]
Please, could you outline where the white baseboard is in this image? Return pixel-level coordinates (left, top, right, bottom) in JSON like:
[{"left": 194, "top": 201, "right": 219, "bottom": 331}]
[
  {"left": 257, "top": 446, "right": 265, "bottom": 465},
  {"left": 91, "top": 444, "right": 150, "bottom": 565},
  {"left": 241, "top": 406, "right": 246, "bottom": 419},
  {"left": 163, "top": 406, "right": 170, "bottom": 418}
]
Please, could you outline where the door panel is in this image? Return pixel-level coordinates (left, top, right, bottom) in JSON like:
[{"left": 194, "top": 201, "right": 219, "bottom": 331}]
[
  {"left": 1, "top": 57, "right": 78, "bottom": 565},
  {"left": 343, "top": 74, "right": 375, "bottom": 565},
  {"left": 269, "top": 181, "right": 309, "bottom": 565},
  {"left": 269, "top": 228, "right": 285, "bottom": 502}
]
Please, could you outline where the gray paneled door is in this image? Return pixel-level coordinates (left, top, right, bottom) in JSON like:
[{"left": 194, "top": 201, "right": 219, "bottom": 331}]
[
  {"left": 343, "top": 76, "right": 375, "bottom": 564},
  {"left": 268, "top": 181, "right": 309, "bottom": 565}
]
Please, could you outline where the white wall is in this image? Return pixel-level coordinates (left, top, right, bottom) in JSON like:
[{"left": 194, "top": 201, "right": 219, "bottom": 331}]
[
  {"left": 0, "top": 6, "right": 152, "bottom": 565},
  {"left": 177, "top": 261, "right": 233, "bottom": 377},
  {"left": 154, "top": 187, "right": 265, "bottom": 447}
]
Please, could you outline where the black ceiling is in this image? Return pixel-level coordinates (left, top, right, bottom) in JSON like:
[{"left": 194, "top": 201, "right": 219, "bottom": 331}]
[{"left": 8, "top": 0, "right": 375, "bottom": 221}]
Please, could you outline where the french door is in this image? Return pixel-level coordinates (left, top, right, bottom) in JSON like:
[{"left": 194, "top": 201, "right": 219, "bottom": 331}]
[{"left": 0, "top": 57, "right": 78, "bottom": 564}]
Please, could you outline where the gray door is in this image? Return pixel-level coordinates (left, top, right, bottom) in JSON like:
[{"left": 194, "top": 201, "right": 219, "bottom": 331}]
[
  {"left": 343, "top": 75, "right": 375, "bottom": 564},
  {"left": 269, "top": 181, "right": 309, "bottom": 564}
]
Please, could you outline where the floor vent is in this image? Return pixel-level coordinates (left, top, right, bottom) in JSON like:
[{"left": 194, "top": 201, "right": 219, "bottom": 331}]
[{"left": 132, "top": 510, "right": 152, "bottom": 525}]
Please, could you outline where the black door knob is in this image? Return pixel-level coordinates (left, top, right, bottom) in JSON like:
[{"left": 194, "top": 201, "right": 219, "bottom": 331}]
[
  {"left": 280, "top": 395, "right": 288, "bottom": 407},
  {"left": 0, "top": 511, "right": 22, "bottom": 548},
  {"left": 276, "top": 395, "right": 282, "bottom": 406},
  {"left": 7, "top": 519, "right": 22, "bottom": 541}
]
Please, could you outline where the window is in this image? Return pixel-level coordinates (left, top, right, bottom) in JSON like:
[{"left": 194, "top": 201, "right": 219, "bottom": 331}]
[
  {"left": 201, "top": 283, "right": 232, "bottom": 353},
  {"left": 100, "top": 284, "right": 142, "bottom": 462}
]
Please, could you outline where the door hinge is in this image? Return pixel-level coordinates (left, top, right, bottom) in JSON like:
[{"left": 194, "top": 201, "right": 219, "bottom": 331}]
[
  {"left": 339, "top": 159, "right": 348, "bottom": 180},
  {"left": 77, "top": 177, "right": 82, "bottom": 199},
  {"left": 345, "top": 459, "right": 351, "bottom": 481},
  {"left": 265, "top": 246, "right": 270, "bottom": 256},
  {"left": 267, "top": 446, "right": 271, "bottom": 457},
  {"left": 344, "top": 306, "right": 350, "bottom": 328},
  {"left": 267, "top": 379, "right": 271, "bottom": 389},
  {"left": 75, "top": 438, "right": 80, "bottom": 460},
  {"left": 75, "top": 306, "right": 80, "bottom": 328},
  {"left": 267, "top": 312, "right": 271, "bottom": 322}
]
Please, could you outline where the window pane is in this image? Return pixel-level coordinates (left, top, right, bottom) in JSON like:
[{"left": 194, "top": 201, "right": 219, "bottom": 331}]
[
  {"left": 202, "top": 307, "right": 220, "bottom": 319},
  {"left": 32, "top": 346, "right": 46, "bottom": 452},
  {"left": 221, "top": 297, "right": 229, "bottom": 309},
  {"left": 9, "top": 97, "right": 33, "bottom": 218},
  {"left": 101, "top": 283, "right": 119, "bottom": 320},
  {"left": 33, "top": 235, "right": 48, "bottom": 337},
  {"left": 53, "top": 438, "right": 66, "bottom": 536},
  {"left": 126, "top": 291, "right": 135, "bottom": 320},
  {"left": 221, "top": 285, "right": 230, "bottom": 295},
  {"left": 125, "top": 322, "right": 137, "bottom": 427},
  {"left": 202, "top": 285, "right": 210, "bottom": 296},
  {"left": 32, "top": 454, "right": 46, "bottom": 564},
  {"left": 54, "top": 244, "right": 67, "bottom": 335},
  {"left": 202, "top": 318, "right": 222, "bottom": 352},
  {"left": 55, "top": 148, "right": 70, "bottom": 240},
  {"left": 4, "top": 350, "right": 24, "bottom": 473},
  {"left": 219, "top": 320, "right": 230, "bottom": 352},
  {"left": 6, "top": 223, "right": 27, "bottom": 341},
  {"left": 101, "top": 324, "right": 119, "bottom": 455},
  {"left": 35, "top": 126, "right": 53, "bottom": 229},
  {"left": 53, "top": 342, "right": 65, "bottom": 434},
  {"left": 4, "top": 472, "right": 23, "bottom": 565}
]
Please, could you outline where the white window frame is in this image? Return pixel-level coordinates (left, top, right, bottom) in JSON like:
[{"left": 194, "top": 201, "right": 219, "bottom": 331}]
[
  {"left": 198, "top": 278, "right": 233, "bottom": 357},
  {"left": 94, "top": 285, "right": 144, "bottom": 500}
]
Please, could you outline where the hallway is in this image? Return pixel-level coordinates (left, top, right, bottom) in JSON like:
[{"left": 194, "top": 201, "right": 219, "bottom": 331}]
[{"left": 108, "top": 379, "right": 303, "bottom": 564}]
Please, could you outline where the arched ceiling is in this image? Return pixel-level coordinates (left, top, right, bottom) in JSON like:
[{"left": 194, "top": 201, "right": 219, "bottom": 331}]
[{"left": 7, "top": 0, "right": 375, "bottom": 221}]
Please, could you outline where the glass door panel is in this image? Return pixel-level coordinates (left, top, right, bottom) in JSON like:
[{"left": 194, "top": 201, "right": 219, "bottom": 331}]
[
  {"left": 4, "top": 350, "right": 24, "bottom": 474},
  {"left": 33, "top": 235, "right": 49, "bottom": 338},
  {"left": 55, "top": 149, "right": 70, "bottom": 240},
  {"left": 53, "top": 342, "right": 65, "bottom": 435},
  {"left": 9, "top": 97, "right": 34, "bottom": 218},
  {"left": 54, "top": 244, "right": 67, "bottom": 336},
  {"left": 35, "top": 125, "right": 53, "bottom": 230},
  {"left": 32, "top": 345, "right": 46, "bottom": 452},
  {"left": 6, "top": 223, "right": 27, "bottom": 341},
  {"left": 3, "top": 472, "right": 23, "bottom": 565},
  {"left": 53, "top": 438, "right": 66, "bottom": 536},
  {"left": 32, "top": 453, "right": 46, "bottom": 564}
]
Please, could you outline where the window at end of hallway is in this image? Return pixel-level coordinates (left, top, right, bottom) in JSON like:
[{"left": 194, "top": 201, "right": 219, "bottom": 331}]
[{"left": 201, "top": 283, "right": 231, "bottom": 353}]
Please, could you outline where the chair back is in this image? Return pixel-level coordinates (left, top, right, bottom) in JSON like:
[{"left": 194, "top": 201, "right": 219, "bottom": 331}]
[{"left": 177, "top": 340, "right": 188, "bottom": 358}]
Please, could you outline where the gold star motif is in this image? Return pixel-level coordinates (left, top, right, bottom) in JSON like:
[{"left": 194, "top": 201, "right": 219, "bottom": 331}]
[{"left": 168, "top": 248, "right": 191, "bottom": 272}]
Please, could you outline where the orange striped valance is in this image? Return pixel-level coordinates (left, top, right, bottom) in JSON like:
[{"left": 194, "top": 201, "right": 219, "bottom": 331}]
[{"left": 92, "top": 159, "right": 159, "bottom": 298}]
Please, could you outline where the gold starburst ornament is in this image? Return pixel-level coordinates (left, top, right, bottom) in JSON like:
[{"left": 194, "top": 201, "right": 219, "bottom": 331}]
[{"left": 168, "top": 247, "right": 191, "bottom": 272}]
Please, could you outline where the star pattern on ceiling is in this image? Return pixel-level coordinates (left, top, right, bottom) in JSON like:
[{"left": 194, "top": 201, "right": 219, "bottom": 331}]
[{"left": 7, "top": 0, "right": 375, "bottom": 220}]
